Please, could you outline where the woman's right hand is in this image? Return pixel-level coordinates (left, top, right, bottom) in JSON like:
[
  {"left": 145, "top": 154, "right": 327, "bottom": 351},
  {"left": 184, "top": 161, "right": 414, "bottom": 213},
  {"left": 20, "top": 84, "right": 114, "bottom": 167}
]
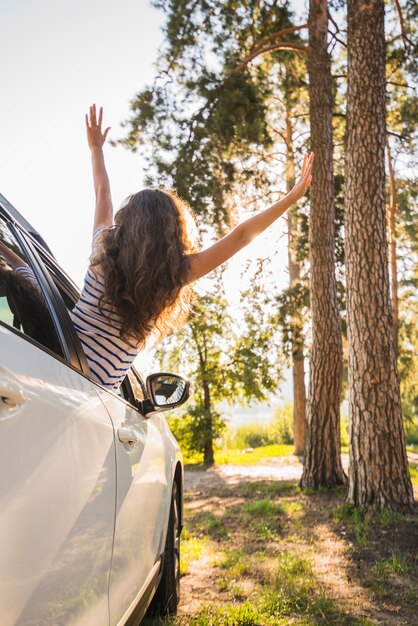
[
  {"left": 287, "top": 153, "right": 314, "bottom": 203},
  {"left": 86, "top": 104, "right": 110, "bottom": 151}
]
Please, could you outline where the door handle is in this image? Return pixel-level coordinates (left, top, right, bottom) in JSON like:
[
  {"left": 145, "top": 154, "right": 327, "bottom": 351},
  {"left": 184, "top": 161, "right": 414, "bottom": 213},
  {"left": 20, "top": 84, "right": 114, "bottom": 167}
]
[
  {"left": 0, "top": 377, "right": 26, "bottom": 410},
  {"left": 118, "top": 427, "right": 139, "bottom": 447}
]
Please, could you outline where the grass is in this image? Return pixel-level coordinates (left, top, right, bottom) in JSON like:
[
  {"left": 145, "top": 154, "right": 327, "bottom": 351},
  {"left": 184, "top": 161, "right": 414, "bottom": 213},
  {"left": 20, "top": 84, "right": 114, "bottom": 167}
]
[
  {"left": 183, "top": 444, "right": 295, "bottom": 466},
  {"left": 373, "top": 552, "right": 410, "bottom": 580},
  {"left": 144, "top": 474, "right": 417, "bottom": 626},
  {"left": 370, "top": 552, "right": 414, "bottom": 602},
  {"left": 332, "top": 503, "right": 406, "bottom": 549},
  {"left": 185, "top": 510, "right": 230, "bottom": 540},
  {"left": 243, "top": 497, "right": 285, "bottom": 515},
  {"left": 145, "top": 443, "right": 418, "bottom": 626},
  {"left": 181, "top": 528, "right": 207, "bottom": 576},
  {"left": 239, "top": 480, "right": 298, "bottom": 497},
  {"left": 168, "top": 547, "right": 379, "bottom": 625},
  {"left": 409, "top": 462, "right": 418, "bottom": 484}
]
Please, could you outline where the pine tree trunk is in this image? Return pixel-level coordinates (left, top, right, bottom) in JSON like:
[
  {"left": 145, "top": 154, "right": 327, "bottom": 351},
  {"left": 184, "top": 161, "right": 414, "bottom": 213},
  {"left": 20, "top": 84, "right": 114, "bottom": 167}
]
[
  {"left": 202, "top": 379, "right": 214, "bottom": 466},
  {"left": 345, "top": 0, "right": 414, "bottom": 510},
  {"left": 301, "top": 0, "right": 346, "bottom": 488},
  {"left": 285, "top": 108, "right": 307, "bottom": 457},
  {"left": 386, "top": 141, "right": 399, "bottom": 359}
]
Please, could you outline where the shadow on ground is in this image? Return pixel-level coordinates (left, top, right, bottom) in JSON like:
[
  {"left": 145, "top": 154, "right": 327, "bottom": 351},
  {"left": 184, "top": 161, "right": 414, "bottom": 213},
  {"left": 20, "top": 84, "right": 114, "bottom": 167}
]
[{"left": 143, "top": 464, "right": 417, "bottom": 626}]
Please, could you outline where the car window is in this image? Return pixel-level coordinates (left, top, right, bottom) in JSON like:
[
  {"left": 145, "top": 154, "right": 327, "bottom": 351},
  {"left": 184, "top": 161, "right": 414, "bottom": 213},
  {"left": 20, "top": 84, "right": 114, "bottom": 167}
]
[
  {"left": 0, "top": 219, "right": 64, "bottom": 357},
  {"left": 38, "top": 251, "right": 135, "bottom": 399},
  {"left": 128, "top": 368, "right": 146, "bottom": 402}
]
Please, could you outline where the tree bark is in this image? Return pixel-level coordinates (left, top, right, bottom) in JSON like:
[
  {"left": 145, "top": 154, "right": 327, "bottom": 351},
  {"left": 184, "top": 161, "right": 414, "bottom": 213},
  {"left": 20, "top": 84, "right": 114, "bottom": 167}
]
[
  {"left": 285, "top": 108, "right": 307, "bottom": 457},
  {"left": 202, "top": 379, "right": 214, "bottom": 466},
  {"left": 301, "top": 0, "right": 347, "bottom": 488},
  {"left": 345, "top": 0, "right": 414, "bottom": 510},
  {"left": 193, "top": 328, "right": 215, "bottom": 466},
  {"left": 386, "top": 140, "right": 399, "bottom": 359}
]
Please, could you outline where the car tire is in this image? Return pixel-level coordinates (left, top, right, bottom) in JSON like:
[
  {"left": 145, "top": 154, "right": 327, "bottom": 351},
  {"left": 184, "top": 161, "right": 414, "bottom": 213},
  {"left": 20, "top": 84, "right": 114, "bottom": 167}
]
[{"left": 149, "top": 481, "right": 181, "bottom": 616}]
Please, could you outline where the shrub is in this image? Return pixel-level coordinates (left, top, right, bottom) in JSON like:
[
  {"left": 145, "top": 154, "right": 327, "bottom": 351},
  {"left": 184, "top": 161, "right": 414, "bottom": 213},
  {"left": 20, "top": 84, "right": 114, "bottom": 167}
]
[{"left": 222, "top": 404, "right": 295, "bottom": 450}]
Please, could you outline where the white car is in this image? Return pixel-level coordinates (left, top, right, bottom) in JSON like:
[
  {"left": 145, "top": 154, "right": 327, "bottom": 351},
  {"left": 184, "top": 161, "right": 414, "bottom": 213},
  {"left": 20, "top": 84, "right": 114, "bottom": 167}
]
[{"left": 0, "top": 193, "right": 189, "bottom": 626}]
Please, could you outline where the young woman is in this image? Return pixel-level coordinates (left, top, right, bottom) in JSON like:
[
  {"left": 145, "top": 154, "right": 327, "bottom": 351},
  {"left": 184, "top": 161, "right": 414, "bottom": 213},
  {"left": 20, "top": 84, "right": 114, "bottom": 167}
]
[{"left": 69, "top": 105, "right": 314, "bottom": 389}]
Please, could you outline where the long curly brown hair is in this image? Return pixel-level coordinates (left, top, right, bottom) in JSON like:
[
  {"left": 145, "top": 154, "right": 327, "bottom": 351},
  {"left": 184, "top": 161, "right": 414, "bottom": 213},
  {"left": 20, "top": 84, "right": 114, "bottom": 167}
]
[{"left": 91, "top": 189, "right": 199, "bottom": 346}]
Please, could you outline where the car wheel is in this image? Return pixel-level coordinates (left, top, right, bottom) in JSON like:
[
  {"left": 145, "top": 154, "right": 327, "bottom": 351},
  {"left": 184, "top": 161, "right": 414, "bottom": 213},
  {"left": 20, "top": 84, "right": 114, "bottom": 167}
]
[{"left": 149, "top": 481, "right": 181, "bottom": 616}]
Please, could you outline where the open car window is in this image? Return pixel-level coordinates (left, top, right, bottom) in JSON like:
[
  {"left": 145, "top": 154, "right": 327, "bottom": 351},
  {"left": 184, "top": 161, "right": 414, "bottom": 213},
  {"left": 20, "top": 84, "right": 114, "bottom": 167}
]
[
  {"left": 34, "top": 246, "right": 137, "bottom": 403},
  {"left": 128, "top": 367, "right": 146, "bottom": 402},
  {"left": 0, "top": 219, "right": 64, "bottom": 358}
]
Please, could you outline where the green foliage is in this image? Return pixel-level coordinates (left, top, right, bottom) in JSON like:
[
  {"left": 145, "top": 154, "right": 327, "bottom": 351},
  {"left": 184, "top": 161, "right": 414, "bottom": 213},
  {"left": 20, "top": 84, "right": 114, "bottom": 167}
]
[
  {"left": 222, "top": 405, "right": 294, "bottom": 451},
  {"left": 270, "top": 404, "right": 294, "bottom": 444},
  {"left": 168, "top": 405, "right": 225, "bottom": 458},
  {"left": 408, "top": 462, "right": 418, "bottom": 484},
  {"left": 161, "top": 285, "right": 282, "bottom": 462},
  {"left": 124, "top": 0, "right": 418, "bottom": 490},
  {"left": 224, "top": 423, "right": 273, "bottom": 449}
]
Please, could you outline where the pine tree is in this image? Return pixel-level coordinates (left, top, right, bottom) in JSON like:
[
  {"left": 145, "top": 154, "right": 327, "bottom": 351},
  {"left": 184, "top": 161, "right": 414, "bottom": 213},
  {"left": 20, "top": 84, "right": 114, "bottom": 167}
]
[
  {"left": 300, "top": 0, "right": 346, "bottom": 488},
  {"left": 345, "top": 0, "right": 415, "bottom": 510}
]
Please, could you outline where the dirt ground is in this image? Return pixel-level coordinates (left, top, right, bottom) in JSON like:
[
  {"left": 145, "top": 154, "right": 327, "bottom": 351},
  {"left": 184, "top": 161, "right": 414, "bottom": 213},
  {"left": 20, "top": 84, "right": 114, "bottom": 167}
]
[{"left": 175, "top": 457, "right": 418, "bottom": 626}]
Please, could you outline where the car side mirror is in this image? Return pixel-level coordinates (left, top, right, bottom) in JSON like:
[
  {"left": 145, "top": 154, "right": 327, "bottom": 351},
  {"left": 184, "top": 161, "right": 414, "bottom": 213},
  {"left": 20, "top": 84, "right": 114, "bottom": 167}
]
[{"left": 140, "top": 373, "right": 190, "bottom": 416}]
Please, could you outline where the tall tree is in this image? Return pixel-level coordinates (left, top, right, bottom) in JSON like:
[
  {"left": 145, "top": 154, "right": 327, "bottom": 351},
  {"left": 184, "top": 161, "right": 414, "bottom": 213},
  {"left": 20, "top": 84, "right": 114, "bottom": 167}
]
[
  {"left": 385, "top": 3, "right": 418, "bottom": 361},
  {"left": 280, "top": 62, "right": 309, "bottom": 457},
  {"left": 300, "top": 0, "right": 346, "bottom": 489},
  {"left": 386, "top": 140, "right": 399, "bottom": 359},
  {"left": 345, "top": 0, "right": 415, "bottom": 510},
  {"left": 160, "top": 283, "right": 282, "bottom": 465},
  {"left": 285, "top": 107, "right": 307, "bottom": 456}
]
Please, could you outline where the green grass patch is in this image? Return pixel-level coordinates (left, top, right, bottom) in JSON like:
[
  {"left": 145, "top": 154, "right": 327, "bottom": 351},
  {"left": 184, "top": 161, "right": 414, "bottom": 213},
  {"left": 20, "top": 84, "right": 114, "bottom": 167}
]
[
  {"left": 409, "top": 462, "right": 418, "bottom": 484},
  {"left": 186, "top": 510, "right": 229, "bottom": 539},
  {"left": 370, "top": 552, "right": 412, "bottom": 600},
  {"left": 182, "top": 444, "right": 296, "bottom": 466},
  {"left": 243, "top": 498, "right": 285, "bottom": 516},
  {"left": 214, "top": 549, "right": 257, "bottom": 592},
  {"left": 332, "top": 503, "right": 405, "bottom": 549},
  {"left": 181, "top": 528, "right": 207, "bottom": 576},
  {"left": 374, "top": 551, "right": 410, "bottom": 579},
  {"left": 333, "top": 503, "right": 403, "bottom": 528},
  {"left": 240, "top": 480, "right": 298, "bottom": 497},
  {"left": 259, "top": 552, "right": 349, "bottom": 623},
  {"left": 250, "top": 518, "right": 281, "bottom": 541},
  {"left": 214, "top": 444, "right": 295, "bottom": 465},
  {"left": 185, "top": 601, "right": 263, "bottom": 626}
]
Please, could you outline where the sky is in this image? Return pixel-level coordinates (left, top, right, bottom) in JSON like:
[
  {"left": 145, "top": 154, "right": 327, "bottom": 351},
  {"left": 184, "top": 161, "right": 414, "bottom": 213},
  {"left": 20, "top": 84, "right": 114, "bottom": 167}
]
[
  {"left": 0, "top": 0, "right": 293, "bottom": 399},
  {"left": 0, "top": 0, "right": 291, "bottom": 284},
  {"left": 0, "top": 0, "right": 166, "bottom": 285}
]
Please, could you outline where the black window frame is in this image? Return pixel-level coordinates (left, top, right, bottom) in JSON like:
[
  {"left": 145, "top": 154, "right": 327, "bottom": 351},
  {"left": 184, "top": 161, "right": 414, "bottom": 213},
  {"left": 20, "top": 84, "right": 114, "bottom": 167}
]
[
  {"left": 22, "top": 232, "right": 93, "bottom": 376},
  {"left": 0, "top": 218, "right": 70, "bottom": 364}
]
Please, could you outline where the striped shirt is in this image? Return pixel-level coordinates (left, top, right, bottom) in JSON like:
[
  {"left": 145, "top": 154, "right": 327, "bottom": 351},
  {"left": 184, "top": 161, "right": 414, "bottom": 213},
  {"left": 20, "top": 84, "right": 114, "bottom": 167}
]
[{"left": 69, "top": 231, "right": 141, "bottom": 389}]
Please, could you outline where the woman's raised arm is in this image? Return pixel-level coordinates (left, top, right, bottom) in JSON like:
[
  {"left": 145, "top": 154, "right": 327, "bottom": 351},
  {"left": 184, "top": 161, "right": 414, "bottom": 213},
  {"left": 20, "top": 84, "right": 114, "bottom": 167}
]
[
  {"left": 86, "top": 104, "right": 113, "bottom": 233},
  {"left": 186, "top": 152, "right": 314, "bottom": 283}
]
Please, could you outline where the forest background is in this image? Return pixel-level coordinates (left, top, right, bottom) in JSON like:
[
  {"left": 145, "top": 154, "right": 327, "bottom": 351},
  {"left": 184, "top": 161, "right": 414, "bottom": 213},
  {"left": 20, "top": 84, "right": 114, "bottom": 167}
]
[{"left": 117, "top": 0, "right": 417, "bottom": 511}]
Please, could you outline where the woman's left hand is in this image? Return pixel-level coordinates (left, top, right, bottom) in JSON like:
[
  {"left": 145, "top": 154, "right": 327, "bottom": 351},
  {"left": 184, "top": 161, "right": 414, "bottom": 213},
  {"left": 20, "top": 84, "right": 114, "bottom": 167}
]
[{"left": 86, "top": 104, "right": 110, "bottom": 151}]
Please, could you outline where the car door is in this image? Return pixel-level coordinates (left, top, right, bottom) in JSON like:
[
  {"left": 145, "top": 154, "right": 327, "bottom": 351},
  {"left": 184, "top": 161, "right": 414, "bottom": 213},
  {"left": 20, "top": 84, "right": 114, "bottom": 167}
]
[
  {"left": 0, "top": 218, "right": 116, "bottom": 626},
  {"left": 98, "top": 375, "right": 172, "bottom": 626},
  {"left": 28, "top": 233, "right": 176, "bottom": 625}
]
